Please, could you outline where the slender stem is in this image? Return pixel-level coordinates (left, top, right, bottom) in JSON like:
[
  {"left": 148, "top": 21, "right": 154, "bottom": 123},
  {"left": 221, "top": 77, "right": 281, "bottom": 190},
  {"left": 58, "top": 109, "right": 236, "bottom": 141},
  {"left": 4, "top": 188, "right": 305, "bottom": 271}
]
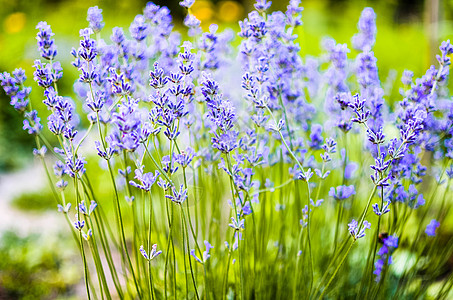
[
  {"left": 264, "top": 104, "right": 305, "bottom": 176},
  {"left": 333, "top": 202, "right": 343, "bottom": 254},
  {"left": 251, "top": 178, "right": 295, "bottom": 196},
  {"left": 224, "top": 153, "right": 245, "bottom": 299},
  {"left": 277, "top": 92, "right": 294, "bottom": 149},
  {"left": 182, "top": 206, "right": 200, "bottom": 300},
  {"left": 358, "top": 185, "right": 378, "bottom": 229},
  {"left": 371, "top": 187, "right": 385, "bottom": 271},
  {"left": 148, "top": 192, "right": 155, "bottom": 300},
  {"left": 88, "top": 217, "right": 112, "bottom": 300},
  {"left": 292, "top": 227, "right": 304, "bottom": 300},
  {"left": 94, "top": 108, "right": 141, "bottom": 298},
  {"left": 74, "top": 177, "right": 91, "bottom": 300},
  {"left": 306, "top": 179, "right": 314, "bottom": 295},
  {"left": 317, "top": 239, "right": 355, "bottom": 299},
  {"left": 180, "top": 205, "right": 189, "bottom": 299},
  {"left": 223, "top": 244, "right": 233, "bottom": 300},
  {"left": 148, "top": 260, "right": 155, "bottom": 300}
]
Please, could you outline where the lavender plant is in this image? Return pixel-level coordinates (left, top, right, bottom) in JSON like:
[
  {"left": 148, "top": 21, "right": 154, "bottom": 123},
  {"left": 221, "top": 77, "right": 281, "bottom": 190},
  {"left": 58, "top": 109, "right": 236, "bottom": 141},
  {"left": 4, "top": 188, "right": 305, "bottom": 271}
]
[{"left": 1, "top": 1, "right": 453, "bottom": 299}]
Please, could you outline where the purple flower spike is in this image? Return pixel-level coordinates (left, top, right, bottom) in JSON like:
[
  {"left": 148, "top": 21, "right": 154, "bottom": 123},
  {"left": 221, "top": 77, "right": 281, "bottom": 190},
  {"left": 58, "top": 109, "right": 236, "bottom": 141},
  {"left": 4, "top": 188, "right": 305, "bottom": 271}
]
[
  {"left": 203, "top": 240, "right": 214, "bottom": 262},
  {"left": 352, "top": 7, "right": 377, "bottom": 51},
  {"left": 36, "top": 21, "right": 57, "bottom": 60},
  {"left": 140, "top": 245, "right": 149, "bottom": 260},
  {"left": 129, "top": 167, "right": 160, "bottom": 192},
  {"left": 329, "top": 185, "right": 356, "bottom": 200},
  {"left": 33, "top": 146, "right": 47, "bottom": 157},
  {"left": 254, "top": 0, "right": 272, "bottom": 12},
  {"left": 74, "top": 219, "right": 85, "bottom": 231},
  {"left": 165, "top": 184, "right": 188, "bottom": 204},
  {"left": 425, "top": 219, "right": 440, "bottom": 237},
  {"left": 175, "top": 147, "right": 196, "bottom": 168},
  {"left": 348, "top": 219, "right": 371, "bottom": 240},
  {"left": 87, "top": 6, "right": 104, "bottom": 33},
  {"left": 229, "top": 217, "right": 245, "bottom": 231},
  {"left": 374, "top": 234, "right": 399, "bottom": 281},
  {"left": 179, "top": 0, "right": 195, "bottom": 8},
  {"left": 372, "top": 200, "right": 391, "bottom": 216},
  {"left": 140, "top": 244, "right": 162, "bottom": 261},
  {"left": 78, "top": 200, "right": 88, "bottom": 215},
  {"left": 157, "top": 177, "right": 171, "bottom": 191},
  {"left": 190, "top": 249, "right": 202, "bottom": 263},
  {"left": 150, "top": 244, "right": 162, "bottom": 259},
  {"left": 130, "top": 15, "right": 149, "bottom": 41},
  {"left": 191, "top": 240, "right": 214, "bottom": 264},
  {"left": 298, "top": 168, "right": 313, "bottom": 182},
  {"left": 82, "top": 229, "right": 93, "bottom": 241},
  {"left": 89, "top": 201, "right": 97, "bottom": 215},
  {"left": 57, "top": 203, "right": 71, "bottom": 213},
  {"left": 23, "top": 110, "right": 43, "bottom": 135}
]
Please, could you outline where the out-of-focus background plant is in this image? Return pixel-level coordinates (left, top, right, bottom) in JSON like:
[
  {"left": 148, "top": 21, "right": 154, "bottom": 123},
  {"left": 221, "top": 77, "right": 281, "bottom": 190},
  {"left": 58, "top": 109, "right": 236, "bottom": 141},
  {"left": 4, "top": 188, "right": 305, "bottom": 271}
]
[{"left": 0, "top": 0, "right": 452, "bottom": 298}]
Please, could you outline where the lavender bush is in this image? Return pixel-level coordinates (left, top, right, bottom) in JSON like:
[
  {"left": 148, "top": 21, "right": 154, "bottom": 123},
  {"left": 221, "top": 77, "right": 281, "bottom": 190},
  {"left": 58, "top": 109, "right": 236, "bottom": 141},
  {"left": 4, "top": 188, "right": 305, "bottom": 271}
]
[{"left": 1, "top": 0, "right": 453, "bottom": 299}]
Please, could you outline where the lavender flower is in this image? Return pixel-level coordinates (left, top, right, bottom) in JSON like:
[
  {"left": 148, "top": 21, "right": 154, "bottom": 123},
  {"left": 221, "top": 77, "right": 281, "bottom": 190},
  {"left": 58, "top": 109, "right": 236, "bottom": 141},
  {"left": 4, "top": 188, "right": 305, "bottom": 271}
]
[
  {"left": 329, "top": 185, "right": 356, "bottom": 200},
  {"left": 82, "top": 229, "right": 93, "bottom": 241},
  {"left": 23, "top": 110, "right": 43, "bottom": 135},
  {"left": 179, "top": 0, "right": 195, "bottom": 9},
  {"left": 33, "top": 145, "right": 47, "bottom": 157},
  {"left": 57, "top": 203, "right": 71, "bottom": 213},
  {"left": 130, "top": 15, "right": 149, "bottom": 41},
  {"left": 254, "top": 0, "right": 272, "bottom": 12},
  {"left": 79, "top": 200, "right": 98, "bottom": 216},
  {"left": 87, "top": 6, "right": 104, "bottom": 33},
  {"left": 74, "top": 219, "right": 85, "bottom": 231},
  {"left": 229, "top": 217, "right": 245, "bottom": 231},
  {"left": 425, "top": 219, "right": 440, "bottom": 237},
  {"left": 129, "top": 167, "right": 160, "bottom": 192},
  {"left": 190, "top": 240, "right": 214, "bottom": 264},
  {"left": 36, "top": 22, "right": 57, "bottom": 60},
  {"left": 157, "top": 177, "right": 171, "bottom": 191},
  {"left": 65, "top": 153, "right": 86, "bottom": 178},
  {"left": 372, "top": 200, "right": 391, "bottom": 216},
  {"left": 165, "top": 184, "right": 188, "bottom": 204},
  {"left": 140, "top": 244, "right": 162, "bottom": 261},
  {"left": 352, "top": 7, "right": 377, "bottom": 51},
  {"left": 348, "top": 219, "right": 371, "bottom": 240},
  {"left": 308, "top": 124, "right": 324, "bottom": 150},
  {"left": 33, "top": 60, "right": 62, "bottom": 88},
  {"left": 297, "top": 168, "right": 313, "bottom": 182},
  {"left": 374, "top": 235, "right": 399, "bottom": 281},
  {"left": 401, "top": 70, "right": 414, "bottom": 86},
  {"left": 0, "top": 71, "right": 20, "bottom": 98},
  {"left": 3, "top": 4, "right": 453, "bottom": 297}
]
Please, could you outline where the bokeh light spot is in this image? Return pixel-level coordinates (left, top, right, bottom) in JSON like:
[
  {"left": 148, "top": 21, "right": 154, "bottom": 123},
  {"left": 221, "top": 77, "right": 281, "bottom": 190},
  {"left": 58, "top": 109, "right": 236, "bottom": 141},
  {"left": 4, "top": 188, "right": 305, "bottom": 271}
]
[
  {"left": 4, "top": 12, "right": 26, "bottom": 34},
  {"left": 191, "top": 0, "right": 214, "bottom": 22},
  {"left": 218, "top": 1, "right": 243, "bottom": 23}
]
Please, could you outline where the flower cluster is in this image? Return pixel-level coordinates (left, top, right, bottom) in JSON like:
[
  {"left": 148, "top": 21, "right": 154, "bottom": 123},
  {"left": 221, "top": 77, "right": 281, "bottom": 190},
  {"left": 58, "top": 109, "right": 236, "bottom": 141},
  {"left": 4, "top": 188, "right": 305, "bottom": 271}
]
[
  {"left": 1, "top": 1, "right": 452, "bottom": 298},
  {"left": 374, "top": 235, "right": 399, "bottom": 281},
  {"left": 348, "top": 219, "right": 371, "bottom": 240},
  {"left": 425, "top": 219, "right": 440, "bottom": 237}
]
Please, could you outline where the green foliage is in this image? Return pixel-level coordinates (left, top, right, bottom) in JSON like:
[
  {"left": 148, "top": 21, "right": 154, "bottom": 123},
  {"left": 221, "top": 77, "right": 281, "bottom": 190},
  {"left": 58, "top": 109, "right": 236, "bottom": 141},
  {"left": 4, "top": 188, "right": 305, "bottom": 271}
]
[
  {"left": 12, "top": 189, "right": 57, "bottom": 212},
  {"left": 0, "top": 231, "right": 79, "bottom": 299}
]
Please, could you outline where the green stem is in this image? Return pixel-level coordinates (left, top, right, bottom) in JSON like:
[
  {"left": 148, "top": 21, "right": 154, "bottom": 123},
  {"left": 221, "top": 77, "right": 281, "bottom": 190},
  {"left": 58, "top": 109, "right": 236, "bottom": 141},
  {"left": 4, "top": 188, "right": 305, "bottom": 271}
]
[
  {"left": 74, "top": 177, "right": 91, "bottom": 300},
  {"left": 148, "top": 191, "right": 155, "bottom": 299},
  {"left": 292, "top": 227, "right": 304, "bottom": 300},
  {"left": 317, "top": 239, "right": 355, "bottom": 299},
  {"left": 306, "top": 179, "right": 314, "bottom": 295}
]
